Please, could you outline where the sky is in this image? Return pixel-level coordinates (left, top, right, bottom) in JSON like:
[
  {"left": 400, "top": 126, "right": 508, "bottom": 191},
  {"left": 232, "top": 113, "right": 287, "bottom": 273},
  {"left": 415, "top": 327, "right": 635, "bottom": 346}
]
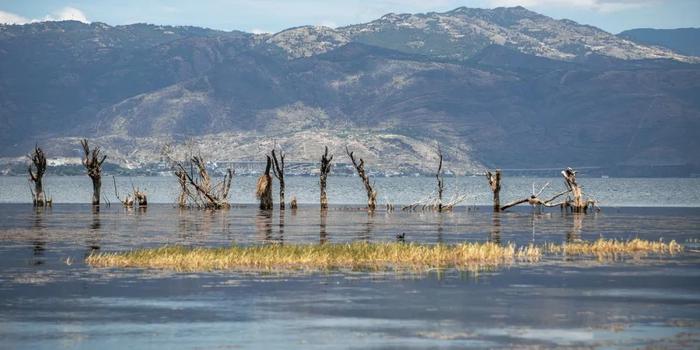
[{"left": 0, "top": 0, "right": 698, "bottom": 34}]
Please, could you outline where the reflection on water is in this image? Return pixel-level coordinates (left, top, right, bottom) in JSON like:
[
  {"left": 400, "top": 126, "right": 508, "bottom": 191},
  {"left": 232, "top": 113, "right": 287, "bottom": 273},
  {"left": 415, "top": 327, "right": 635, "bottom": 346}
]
[
  {"left": 0, "top": 204, "right": 699, "bottom": 349},
  {"left": 490, "top": 212, "right": 501, "bottom": 244},
  {"left": 320, "top": 209, "right": 328, "bottom": 244}
]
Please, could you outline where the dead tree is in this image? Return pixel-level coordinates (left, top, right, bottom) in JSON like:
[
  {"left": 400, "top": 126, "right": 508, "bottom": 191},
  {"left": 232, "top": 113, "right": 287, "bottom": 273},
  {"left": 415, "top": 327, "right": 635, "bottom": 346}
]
[
  {"left": 80, "top": 139, "right": 107, "bottom": 206},
  {"left": 175, "top": 168, "right": 189, "bottom": 208},
  {"left": 319, "top": 146, "right": 333, "bottom": 209},
  {"left": 346, "top": 146, "right": 377, "bottom": 211},
  {"left": 436, "top": 145, "right": 445, "bottom": 212},
  {"left": 176, "top": 156, "right": 233, "bottom": 209},
  {"left": 486, "top": 169, "right": 502, "bottom": 212},
  {"left": 112, "top": 176, "right": 134, "bottom": 207},
  {"left": 28, "top": 145, "right": 50, "bottom": 206},
  {"left": 134, "top": 189, "right": 147, "bottom": 207},
  {"left": 562, "top": 167, "right": 598, "bottom": 213},
  {"left": 256, "top": 156, "right": 273, "bottom": 210},
  {"left": 271, "top": 146, "right": 285, "bottom": 210},
  {"left": 500, "top": 182, "right": 571, "bottom": 211}
]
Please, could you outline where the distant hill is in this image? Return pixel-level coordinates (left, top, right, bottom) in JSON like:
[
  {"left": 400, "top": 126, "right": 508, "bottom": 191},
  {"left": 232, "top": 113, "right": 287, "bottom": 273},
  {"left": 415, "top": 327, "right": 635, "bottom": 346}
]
[
  {"left": 619, "top": 28, "right": 700, "bottom": 56},
  {"left": 1, "top": 7, "right": 699, "bottom": 176}
]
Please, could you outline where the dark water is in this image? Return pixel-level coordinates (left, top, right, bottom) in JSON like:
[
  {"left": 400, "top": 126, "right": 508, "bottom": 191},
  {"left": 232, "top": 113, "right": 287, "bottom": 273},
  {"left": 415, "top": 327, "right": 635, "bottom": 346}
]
[{"left": 1, "top": 204, "right": 699, "bottom": 349}]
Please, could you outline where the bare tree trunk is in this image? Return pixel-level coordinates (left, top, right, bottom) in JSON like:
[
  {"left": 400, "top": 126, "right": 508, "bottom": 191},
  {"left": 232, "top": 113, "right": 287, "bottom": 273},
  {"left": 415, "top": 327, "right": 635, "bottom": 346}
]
[
  {"left": 256, "top": 156, "right": 273, "bottom": 210},
  {"left": 345, "top": 146, "right": 377, "bottom": 211},
  {"left": 320, "top": 146, "right": 333, "bottom": 209},
  {"left": 436, "top": 145, "right": 444, "bottom": 212},
  {"left": 486, "top": 169, "right": 501, "bottom": 212},
  {"left": 28, "top": 145, "right": 47, "bottom": 206},
  {"left": 271, "top": 147, "right": 285, "bottom": 210},
  {"left": 80, "top": 139, "right": 107, "bottom": 206},
  {"left": 175, "top": 169, "right": 188, "bottom": 208}
]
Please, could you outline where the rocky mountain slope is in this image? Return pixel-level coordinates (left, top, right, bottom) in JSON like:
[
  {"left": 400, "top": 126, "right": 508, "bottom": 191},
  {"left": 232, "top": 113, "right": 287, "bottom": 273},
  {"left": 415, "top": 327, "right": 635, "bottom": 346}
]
[
  {"left": 618, "top": 28, "right": 700, "bottom": 57},
  {"left": 1, "top": 6, "right": 699, "bottom": 176}
]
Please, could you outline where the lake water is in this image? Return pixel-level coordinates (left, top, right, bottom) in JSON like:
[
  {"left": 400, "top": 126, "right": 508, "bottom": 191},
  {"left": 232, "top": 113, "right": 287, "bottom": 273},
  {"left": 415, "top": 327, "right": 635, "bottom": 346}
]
[
  {"left": 1, "top": 177, "right": 700, "bottom": 348},
  {"left": 2, "top": 175, "right": 700, "bottom": 207}
]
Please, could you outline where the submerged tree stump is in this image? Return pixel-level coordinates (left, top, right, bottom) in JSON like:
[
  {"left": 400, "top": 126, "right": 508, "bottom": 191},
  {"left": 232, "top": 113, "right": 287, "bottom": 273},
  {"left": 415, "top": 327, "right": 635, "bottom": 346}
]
[
  {"left": 80, "top": 139, "right": 106, "bottom": 206},
  {"left": 320, "top": 146, "right": 333, "bottom": 209},
  {"left": 486, "top": 169, "right": 501, "bottom": 212},
  {"left": 256, "top": 156, "right": 273, "bottom": 210},
  {"left": 562, "top": 167, "right": 598, "bottom": 213},
  {"left": 28, "top": 145, "right": 50, "bottom": 206},
  {"left": 346, "top": 146, "right": 377, "bottom": 211}
]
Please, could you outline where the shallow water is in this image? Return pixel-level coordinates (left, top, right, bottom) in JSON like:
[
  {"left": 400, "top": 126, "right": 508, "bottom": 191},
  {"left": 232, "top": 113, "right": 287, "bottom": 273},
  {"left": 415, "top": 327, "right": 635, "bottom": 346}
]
[
  {"left": 0, "top": 204, "right": 699, "bottom": 349},
  {"left": 2, "top": 176, "right": 700, "bottom": 207}
]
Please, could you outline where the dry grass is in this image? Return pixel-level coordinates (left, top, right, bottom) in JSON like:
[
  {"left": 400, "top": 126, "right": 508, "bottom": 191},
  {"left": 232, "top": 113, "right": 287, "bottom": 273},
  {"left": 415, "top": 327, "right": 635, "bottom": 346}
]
[
  {"left": 86, "top": 239, "right": 683, "bottom": 272},
  {"left": 86, "top": 242, "right": 540, "bottom": 272},
  {"left": 255, "top": 175, "right": 271, "bottom": 199},
  {"left": 545, "top": 238, "right": 682, "bottom": 258}
]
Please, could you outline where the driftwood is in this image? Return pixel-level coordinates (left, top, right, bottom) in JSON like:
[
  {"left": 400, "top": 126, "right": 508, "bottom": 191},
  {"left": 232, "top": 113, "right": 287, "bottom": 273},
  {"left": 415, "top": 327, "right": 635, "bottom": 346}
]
[
  {"left": 319, "top": 146, "right": 333, "bottom": 209},
  {"left": 486, "top": 169, "right": 501, "bottom": 212},
  {"left": 80, "top": 139, "right": 107, "bottom": 206},
  {"left": 256, "top": 156, "right": 273, "bottom": 210},
  {"left": 402, "top": 146, "right": 467, "bottom": 212},
  {"left": 346, "top": 147, "right": 377, "bottom": 211},
  {"left": 500, "top": 182, "right": 571, "bottom": 211},
  {"left": 175, "top": 156, "right": 233, "bottom": 209},
  {"left": 271, "top": 146, "right": 285, "bottom": 210},
  {"left": 402, "top": 191, "right": 468, "bottom": 212},
  {"left": 28, "top": 145, "right": 51, "bottom": 206}
]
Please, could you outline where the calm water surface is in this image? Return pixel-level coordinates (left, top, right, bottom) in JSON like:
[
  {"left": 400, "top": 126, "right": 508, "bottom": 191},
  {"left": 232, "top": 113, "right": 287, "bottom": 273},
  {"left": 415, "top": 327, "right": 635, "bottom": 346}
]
[
  {"left": 0, "top": 202, "right": 699, "bottom": 349},
  {"left": 2, "top": 176, "right": 700, "bottom": 207}
]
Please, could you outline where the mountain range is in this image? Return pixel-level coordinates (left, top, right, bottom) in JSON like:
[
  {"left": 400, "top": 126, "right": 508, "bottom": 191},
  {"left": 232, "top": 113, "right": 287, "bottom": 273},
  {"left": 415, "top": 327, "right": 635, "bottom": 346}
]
[{"left": 1, "top": 6, "right": 699, "bottom": 176}]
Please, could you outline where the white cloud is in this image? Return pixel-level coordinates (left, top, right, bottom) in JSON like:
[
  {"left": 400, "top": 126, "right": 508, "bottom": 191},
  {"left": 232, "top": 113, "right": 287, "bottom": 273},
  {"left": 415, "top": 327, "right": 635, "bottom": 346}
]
[
  {"left": 0, "top": 10, "right": 29, "bottom": 24},
  {"left": 250, "top": 28, "right": 271, "bottom": 34},
  {"left": 0, "top": 7, "right": 89, "bottom": 25},
  {"left": 318, "top": 20, "right": 338, "bottom": 28},
  {"left": 487, "top": 0, "right": 659, "bottom": 12},
  {"left": 42, "top": 7, "right": 89, "bottom": 22}
]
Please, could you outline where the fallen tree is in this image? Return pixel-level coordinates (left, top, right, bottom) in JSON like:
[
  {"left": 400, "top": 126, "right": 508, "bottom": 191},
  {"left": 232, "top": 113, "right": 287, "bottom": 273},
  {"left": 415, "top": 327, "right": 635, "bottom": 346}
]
[
  {"left": 500, "top": 181, "right": 571, "bottom": 211},
  {"left": 175, "top": 155, "right": 233, "bottom": 209}
]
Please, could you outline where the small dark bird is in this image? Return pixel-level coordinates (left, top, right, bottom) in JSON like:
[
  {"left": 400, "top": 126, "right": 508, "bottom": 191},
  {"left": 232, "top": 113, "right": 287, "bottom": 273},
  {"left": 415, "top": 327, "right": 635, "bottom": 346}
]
[{"left": 396, "top": 233, "right": 406, "bottom": 242}]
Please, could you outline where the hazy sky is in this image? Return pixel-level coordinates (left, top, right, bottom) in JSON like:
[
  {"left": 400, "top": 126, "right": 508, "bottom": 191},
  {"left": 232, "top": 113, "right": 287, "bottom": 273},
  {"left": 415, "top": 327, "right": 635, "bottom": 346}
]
[{"left": 1, "top": 0, "right": 698, "bottom": 34}]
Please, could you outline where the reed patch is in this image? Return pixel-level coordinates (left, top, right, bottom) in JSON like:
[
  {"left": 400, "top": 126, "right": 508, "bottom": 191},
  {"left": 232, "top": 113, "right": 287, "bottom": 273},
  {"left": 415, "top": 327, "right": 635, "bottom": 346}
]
[
  {"left": 86, "top": 239, "right": 682, "bottom": 272},
  {"left": 86, "top": 242, "right": 540, "bottom": 272},
  {"left": 545, "top": 238, "right": 682, "bottom": 259}
]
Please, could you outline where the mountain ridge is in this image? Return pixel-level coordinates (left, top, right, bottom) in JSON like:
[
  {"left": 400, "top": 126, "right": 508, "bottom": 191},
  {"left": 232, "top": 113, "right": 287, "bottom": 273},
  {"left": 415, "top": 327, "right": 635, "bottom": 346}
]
[{"left": 0, "top": 6, "right": 699, "bottom": 176}]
